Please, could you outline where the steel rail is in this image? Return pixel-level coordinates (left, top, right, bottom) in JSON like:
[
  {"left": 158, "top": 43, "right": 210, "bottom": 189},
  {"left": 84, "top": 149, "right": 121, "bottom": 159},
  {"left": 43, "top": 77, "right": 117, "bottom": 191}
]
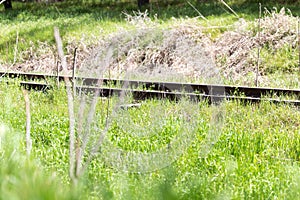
[
  {"left": 1, "top": 71, "right": 300, "bottom": 98},
  {"left": 14, "top": 81, "right": 300, "bottom": 106}
]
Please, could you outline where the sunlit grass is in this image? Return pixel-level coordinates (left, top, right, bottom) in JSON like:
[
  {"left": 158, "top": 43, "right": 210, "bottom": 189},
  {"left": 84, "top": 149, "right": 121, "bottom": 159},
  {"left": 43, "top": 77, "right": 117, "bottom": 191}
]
[
  {"left": 0, "top": 80, "right": 300, "bottom": 199},
  {"left": 1, "top": 1, "right": 300, "bottom": 198},
  {"left": 0, "top": 0, "right": 276, "bottom": 62},
  {"left": 1, "top": 1, "right": 299, "bottom": 88},
  {"left": 0, "top": 121, "right": 77, "bottom": 200}
]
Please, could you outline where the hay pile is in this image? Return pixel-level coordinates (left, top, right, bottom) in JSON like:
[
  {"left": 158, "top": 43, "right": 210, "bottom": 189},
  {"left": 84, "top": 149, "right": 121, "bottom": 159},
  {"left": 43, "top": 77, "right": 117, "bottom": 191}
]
[
  {"left": 214, "top": 8, "right": 298, "bottom": 82},
  {"left": 79, "top": 22, "right": 217, "bottom": 82},
  {"left": 2, "top": 8, "right": 299, "bottom": 84},
  {"left": 1, "top": 41, "right": 58, "bottom": 74}
]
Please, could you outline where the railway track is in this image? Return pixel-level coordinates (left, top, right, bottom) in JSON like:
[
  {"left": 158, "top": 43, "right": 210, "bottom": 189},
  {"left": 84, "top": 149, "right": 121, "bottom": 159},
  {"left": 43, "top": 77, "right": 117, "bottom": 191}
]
[{"left": 1, "top": 71, "right": 300, "bottom": 106}]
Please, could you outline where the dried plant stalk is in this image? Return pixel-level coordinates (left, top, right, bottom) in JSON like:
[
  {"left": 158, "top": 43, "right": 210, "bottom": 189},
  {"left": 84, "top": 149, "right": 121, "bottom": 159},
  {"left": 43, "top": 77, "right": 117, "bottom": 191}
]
[
  {"left": 219, "top": 0, "right": 239, "bottom": 18},
  {"left": 22, "top": 89, "right": 32, "bottom": 156},
  {"left": 256, "top": 3, "right": 262, "bottom": 87},
  {"left": 54, "top": 27, "right": 76, "bottom": 182},
  {"left": 297, "top": 17, "right": 300, "bottom": 72},
  {"left": 76, "top": 46, "right": 113, "bottom": 177},
  {"left": 13, "top": 31, "right": 19, "bottom": 65}
]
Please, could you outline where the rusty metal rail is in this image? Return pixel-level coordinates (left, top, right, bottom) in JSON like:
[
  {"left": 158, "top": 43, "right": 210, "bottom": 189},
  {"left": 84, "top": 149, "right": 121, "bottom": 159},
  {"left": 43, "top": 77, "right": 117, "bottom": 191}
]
[{"left": 1, "top": 71, "right": 300, "bottom": 106}]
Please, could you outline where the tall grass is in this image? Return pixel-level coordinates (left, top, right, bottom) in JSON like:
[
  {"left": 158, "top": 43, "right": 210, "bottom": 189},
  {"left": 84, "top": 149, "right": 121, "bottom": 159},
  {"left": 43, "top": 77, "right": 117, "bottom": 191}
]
[
  {"left": 0, "top": 80, "right": 300, "bottom": 199},
  {"left": 1, "top": 1, "right": 300, "bottom": 199},
  {"left": 0, "top": 123, "right": 78, "bottom": 200}
]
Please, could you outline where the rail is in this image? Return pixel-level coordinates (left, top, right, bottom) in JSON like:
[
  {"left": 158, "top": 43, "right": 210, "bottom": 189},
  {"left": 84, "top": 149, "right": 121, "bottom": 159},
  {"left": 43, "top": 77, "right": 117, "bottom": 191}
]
[{"left": 1, "top": 71, "right": 300, "bottom": 106}]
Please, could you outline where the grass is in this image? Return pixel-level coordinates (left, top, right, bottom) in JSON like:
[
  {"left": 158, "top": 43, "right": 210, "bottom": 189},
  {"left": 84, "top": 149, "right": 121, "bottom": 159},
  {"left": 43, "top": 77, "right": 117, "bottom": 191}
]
[
  {"left": 0, "top": 121, "right": 77, "bottom": 200},
  {"left": 1, "top": 1, "right": 299, "bottom": 56},
  {"left": 1, "top": 1, "right": 300, "bottom": 199},
  {"left": 0, "top": 79, "right": 300, "bottom": 199},
  {"left": 1, "top": 0, "right": 299, "bottom": 88},
  {"left": 260, "top": 45, "right": 299, "bottom": 74}
]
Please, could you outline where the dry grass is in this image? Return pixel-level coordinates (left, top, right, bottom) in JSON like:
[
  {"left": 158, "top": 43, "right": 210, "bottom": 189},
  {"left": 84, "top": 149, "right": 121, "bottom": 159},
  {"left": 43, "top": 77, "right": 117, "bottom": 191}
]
[
  {"left": 2, "top": 8, "right": 298, "bottom": 85},
  {"left": 214, "top": 8, "right": 298, "bottom": 83}
]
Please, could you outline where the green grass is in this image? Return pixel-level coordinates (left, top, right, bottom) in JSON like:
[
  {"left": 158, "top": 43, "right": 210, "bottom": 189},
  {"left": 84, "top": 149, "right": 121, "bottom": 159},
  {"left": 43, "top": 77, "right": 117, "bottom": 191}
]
[
  {"left": 0, "top": 80, "right": 300, "bottom": 199},
  {"left": 1, "top": 1, "right": 300, "bottom": 198},
  {"left": 260, "top": 45, "right": 299, "bottom": 74},
  {"left": 0, "top": 120, "right": 77, "bottom": 200}
]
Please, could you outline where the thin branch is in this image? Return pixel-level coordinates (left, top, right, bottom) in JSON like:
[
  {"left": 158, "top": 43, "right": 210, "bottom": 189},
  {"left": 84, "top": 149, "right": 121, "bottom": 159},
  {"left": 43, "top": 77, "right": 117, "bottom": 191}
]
[
  {"left": 219, "top": 0, "right": 239, "bottom": 18},
  {"left": 186, "top": 1, "right": 209, "bottom": 23},
  {"left": 13, "top": 31, "right": 19, "bottom": 65},
  {"left": 56, "top": 60, "right": 60, "bottom": 87},
  {"left": 75, "top": 95, "right": 86, "bottom": 177},
  {"left": 77, "top": 45, "right": 113, "bottom": 176},
  {"left": 54, "top": 5, "right": 62, "bottom": 17},
  {"left": 0, "top": 0, "right": 6, "bottom": 5},
  {"left": 76, "top": 46, "right": 113, "bottom": 174},
  {"left": 54, "top": 27, "right": 76, "bottom": 182},
  {"left": 298, "top": 17, "right": 300, "bottom": 72},
  {"left": 81, "top": 79, "right": 131, "bottom": 174},
  {"left": 72, "top": 47, "right": 78, "bottom": 97},
  {"left": 105, "top": 54, "right": 112, "bottom": 133}
]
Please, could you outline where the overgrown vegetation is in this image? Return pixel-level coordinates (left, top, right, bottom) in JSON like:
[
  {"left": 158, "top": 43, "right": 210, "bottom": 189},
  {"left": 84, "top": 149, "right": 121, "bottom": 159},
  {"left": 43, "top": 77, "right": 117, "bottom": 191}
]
[
  {"left": 1, "top": 1, "right": 300, "bottom": 199},
  {"left": 1, "top": 0, "right": 299, "bottom": 86},
  {"left": 0, "top": 80, "right": 300, "bottom": 199}
]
